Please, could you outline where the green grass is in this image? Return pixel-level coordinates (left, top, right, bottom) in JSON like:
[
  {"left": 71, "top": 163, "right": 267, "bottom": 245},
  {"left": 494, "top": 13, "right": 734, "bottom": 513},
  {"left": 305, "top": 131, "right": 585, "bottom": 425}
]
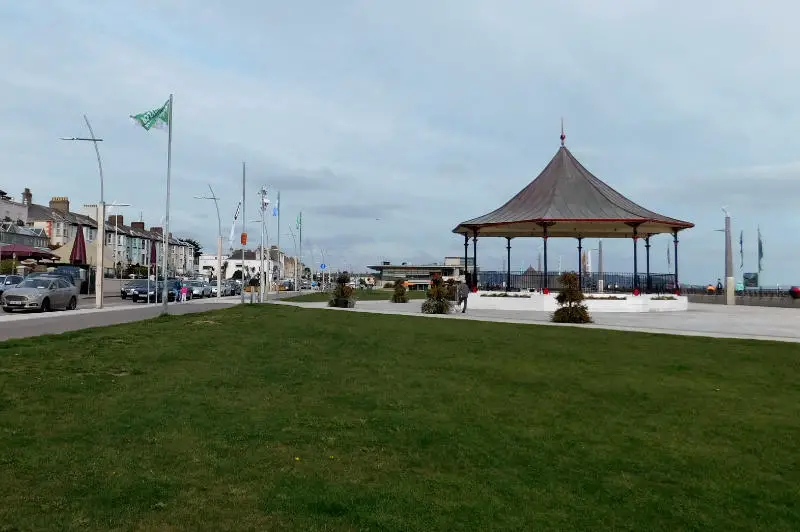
[
  {"left": 1, "top": 306, "right": 799, "bottom": 530},
  {"left": 284, "top": 288, "right": 427, "bottom": 302}
]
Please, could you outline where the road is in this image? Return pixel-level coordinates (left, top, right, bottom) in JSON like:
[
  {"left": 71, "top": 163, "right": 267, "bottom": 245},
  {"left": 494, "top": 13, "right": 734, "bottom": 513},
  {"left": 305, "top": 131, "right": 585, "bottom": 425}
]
[{"left": 0, "top": 291, "right": 303, "bottom": 341}]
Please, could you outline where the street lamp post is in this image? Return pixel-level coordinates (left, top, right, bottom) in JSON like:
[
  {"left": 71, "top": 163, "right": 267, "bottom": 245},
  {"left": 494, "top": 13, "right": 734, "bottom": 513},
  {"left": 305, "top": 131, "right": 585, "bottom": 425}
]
[
  {"left": 194, "top": 185, "right": 223, "bottom": 299},
  {"left": 61, "top": 115, "right": 105, "bottom": 309},
  {"left": 257, "top": 186, "right": 269, "bottom": 302},
  {"left": 286, "top": 227, "right": 298, "bottom": 291}
]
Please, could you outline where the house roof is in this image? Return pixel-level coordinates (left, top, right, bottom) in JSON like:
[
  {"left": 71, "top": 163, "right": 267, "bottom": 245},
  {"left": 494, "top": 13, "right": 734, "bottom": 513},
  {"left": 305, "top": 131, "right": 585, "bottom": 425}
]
[
  {"left": 27, "top": 202, "right": 97, "bottom": 228},
  {"left": 453, "top": 146, "right": 694, "bottom": 239}
]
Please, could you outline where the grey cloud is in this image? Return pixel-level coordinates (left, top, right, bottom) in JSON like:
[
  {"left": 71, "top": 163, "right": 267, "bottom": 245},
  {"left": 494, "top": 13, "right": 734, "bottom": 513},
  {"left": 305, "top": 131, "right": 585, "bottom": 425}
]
[{"left": 310, "top": 203, "right": 402, "bottom": 220}]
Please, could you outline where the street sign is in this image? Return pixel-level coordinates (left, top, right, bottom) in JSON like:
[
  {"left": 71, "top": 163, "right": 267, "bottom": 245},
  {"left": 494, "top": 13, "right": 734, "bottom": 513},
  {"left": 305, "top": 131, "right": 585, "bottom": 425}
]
[{"left": 320, "top": 263, "right": 326, "bottom": 270}]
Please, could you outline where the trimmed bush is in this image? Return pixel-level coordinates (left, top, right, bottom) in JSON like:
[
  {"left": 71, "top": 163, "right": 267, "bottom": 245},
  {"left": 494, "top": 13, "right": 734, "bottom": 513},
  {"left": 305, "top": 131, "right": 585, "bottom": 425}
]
[
  {"left": 552, "top": 272, "right": 592, "bottom": 323},
  {"left": 383, "top": 282, "right": 394, "bottom": 289},
  {"left": 421, "top": 275, "right": 452, "bottom": 314},
  {"left": 391, "top": 280, "right": 408, "bottom": 303},
  {"left": 329, "top": 272, "right": 355, "bottom": 308}
]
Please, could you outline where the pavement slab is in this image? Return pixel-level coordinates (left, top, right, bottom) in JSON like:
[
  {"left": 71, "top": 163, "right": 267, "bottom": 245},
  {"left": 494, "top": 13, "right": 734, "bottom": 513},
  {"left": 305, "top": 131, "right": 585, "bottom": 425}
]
[{"left": 278, "top": 300, "right": 800, "bottom": 343}]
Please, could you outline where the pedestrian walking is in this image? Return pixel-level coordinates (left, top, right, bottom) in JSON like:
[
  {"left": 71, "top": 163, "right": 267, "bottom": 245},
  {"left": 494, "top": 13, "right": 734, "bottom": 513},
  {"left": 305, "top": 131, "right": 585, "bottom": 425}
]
[
  {"left": 180, "top": 283, "right": 188, "bottom": 303},
  {"left": 457, "top": 278, "right": 470, "bottom": 314}
]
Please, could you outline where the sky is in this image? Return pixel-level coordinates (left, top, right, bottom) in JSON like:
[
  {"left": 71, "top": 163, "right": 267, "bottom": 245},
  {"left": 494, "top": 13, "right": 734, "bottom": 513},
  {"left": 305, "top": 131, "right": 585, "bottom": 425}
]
[{"left": 2, "top": 0, "right": 799, "bottom": 285}]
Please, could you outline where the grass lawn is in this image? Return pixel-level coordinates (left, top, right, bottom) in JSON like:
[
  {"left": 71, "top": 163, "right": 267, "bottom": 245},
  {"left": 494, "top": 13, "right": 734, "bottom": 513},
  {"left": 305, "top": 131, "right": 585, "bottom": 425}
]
[
  {"left": 1, "top": 306, "right": 799, "bottom": 530},
  {"left": 284, "top": 289, "right": 427, "bottom": 303}
]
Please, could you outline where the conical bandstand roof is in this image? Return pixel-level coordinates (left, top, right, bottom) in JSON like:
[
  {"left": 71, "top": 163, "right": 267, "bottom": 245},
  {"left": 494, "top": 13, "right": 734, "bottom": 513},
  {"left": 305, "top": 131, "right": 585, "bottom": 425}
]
[{"left": 453, "top": 146, "right": 693, "bottom": 239}]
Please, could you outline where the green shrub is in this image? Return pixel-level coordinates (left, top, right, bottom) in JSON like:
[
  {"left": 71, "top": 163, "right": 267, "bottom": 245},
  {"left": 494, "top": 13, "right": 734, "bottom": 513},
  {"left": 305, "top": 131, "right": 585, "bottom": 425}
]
[
  {"left": 0, "top": 259, "right": 16, "bottom": 274},
  {"left": 329, "top": 272, "right": 355, "bottom": 308},
  {"left": 421, "top": 275, "right": 452, "bottom": 314},
  {"left": 552, "top": 272, "right": 592, "bottom": 323},
  {"left": 383, "top": 282, "right": 394, "bottom": 289},
  {"left": 391, "top": 279, "right": 408, "bottom": 303}
]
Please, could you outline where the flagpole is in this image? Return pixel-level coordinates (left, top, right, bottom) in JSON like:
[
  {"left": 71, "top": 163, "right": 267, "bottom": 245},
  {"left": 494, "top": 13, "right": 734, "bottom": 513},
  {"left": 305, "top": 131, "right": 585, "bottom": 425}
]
[
  {"left": 161, "top": 93, "right": 173, "bottom": 313},
  {"left": 299, "top": 211, "right": 302, "bottom": 289},
  {"left": 276, "top": 191, "right": 281, "bottom": 276},
  {"left": 241, "top": 161, "right": 246, "bottom": 305}
]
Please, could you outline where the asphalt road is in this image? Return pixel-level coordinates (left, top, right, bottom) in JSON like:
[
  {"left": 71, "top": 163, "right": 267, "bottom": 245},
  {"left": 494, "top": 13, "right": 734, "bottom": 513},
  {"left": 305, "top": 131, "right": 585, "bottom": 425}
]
[{"left": 0, "top": 291, "right": 302, "bottom": 342}]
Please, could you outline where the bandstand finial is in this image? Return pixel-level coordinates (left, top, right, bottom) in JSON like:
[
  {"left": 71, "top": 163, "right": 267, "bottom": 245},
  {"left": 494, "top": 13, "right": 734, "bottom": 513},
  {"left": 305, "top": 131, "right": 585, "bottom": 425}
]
[{"left": 560, "top": 117, "right": 566, "bottom": 147}]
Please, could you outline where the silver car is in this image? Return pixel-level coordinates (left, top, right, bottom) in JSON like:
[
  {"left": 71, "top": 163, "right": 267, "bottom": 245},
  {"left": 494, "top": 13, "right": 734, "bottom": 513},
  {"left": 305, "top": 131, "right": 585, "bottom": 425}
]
[
  {"left": 2, "top": 276, "right": 79, "bottom": 312},
  {"left": 187, "top": 280, "right": 212, "bottom": 298}
]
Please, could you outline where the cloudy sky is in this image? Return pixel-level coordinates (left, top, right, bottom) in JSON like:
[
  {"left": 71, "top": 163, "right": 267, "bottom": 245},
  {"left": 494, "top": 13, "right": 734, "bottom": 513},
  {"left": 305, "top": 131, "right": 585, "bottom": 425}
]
[{"left": 2, "top": 0, "right": 799, "bottom": 285}]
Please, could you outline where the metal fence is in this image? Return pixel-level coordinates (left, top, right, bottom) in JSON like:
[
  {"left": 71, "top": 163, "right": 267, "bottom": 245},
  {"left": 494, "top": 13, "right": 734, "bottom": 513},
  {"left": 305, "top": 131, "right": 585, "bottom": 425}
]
[
  {"left": 681, "top": 285, "right": 795, "bottom": 298},
  {"left": 477, "top": 270, "right": 676, "bottom": 294}
]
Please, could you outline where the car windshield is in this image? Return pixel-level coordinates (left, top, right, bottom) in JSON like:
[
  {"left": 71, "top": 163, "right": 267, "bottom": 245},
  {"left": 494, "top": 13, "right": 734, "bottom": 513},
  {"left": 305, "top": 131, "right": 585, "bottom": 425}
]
[
  {"left": 188, "top": 281, "right": 204, "bottom": 287},
  {"left": 19, "top": 279, "right": 53, "bottom": 289}
]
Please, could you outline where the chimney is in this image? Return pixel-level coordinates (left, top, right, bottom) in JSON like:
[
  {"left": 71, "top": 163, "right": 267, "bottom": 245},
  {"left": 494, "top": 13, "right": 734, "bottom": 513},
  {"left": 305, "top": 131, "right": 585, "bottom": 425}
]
[
  {"left": 22, "top": 188, "right": 32, "bottom": 206},
  {"left": 130, "top": 221, "right": 145, "bottom": 231},
  {"left": 107, "top": 215, "right": 124, "bottom": 226},
  {"left": 49, "top": 196, "right": 70, "bottom": 214},
  {"left": 150, "top": 226, "right": 163, "bottom": 235}
]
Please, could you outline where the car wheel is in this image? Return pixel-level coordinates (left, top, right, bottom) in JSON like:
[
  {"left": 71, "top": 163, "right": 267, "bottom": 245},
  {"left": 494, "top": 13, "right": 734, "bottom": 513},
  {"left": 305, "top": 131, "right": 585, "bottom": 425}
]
[
  {"left": 67, "top": 296, "right": 77, "bottom": 310},
  {"left": 132, "top": 294, "right": 139, "bottom": 303},
  {"left": 3, "top": 307, "right": 12, "bottom": 313},
  {"left": 121, "top": 293, "right": 127, "bottom": 300},
  {"left": 40, "top": 298, "right": 51, "bottom": 312}
]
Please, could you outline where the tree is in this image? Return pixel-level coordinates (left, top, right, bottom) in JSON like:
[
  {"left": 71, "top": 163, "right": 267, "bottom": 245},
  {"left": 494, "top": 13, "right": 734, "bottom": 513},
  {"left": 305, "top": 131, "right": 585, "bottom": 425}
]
[
  {"left": 552, "top": 272, "right": 592, "bottom": 323},
  {"left": 179, "top": 238, "right": 203, "bottom": 260}
]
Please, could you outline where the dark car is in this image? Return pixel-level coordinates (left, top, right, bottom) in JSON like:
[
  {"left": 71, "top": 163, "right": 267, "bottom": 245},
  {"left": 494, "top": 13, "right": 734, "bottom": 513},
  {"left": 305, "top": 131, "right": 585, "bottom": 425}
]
[
  {"left": 0, "top": 275, "right": 23, "bottom": 298},
  {"left": 131, "top": 282, "right": 177, "bottom": 303},
  {"left": 121, "top": 279, "right": 149, "bottom": 299}
]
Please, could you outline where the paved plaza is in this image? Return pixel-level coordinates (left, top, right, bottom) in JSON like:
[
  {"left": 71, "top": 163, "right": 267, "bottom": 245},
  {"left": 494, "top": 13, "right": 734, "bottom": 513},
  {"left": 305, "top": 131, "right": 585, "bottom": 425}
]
[{"left": 281, "top": 300, "right": 800, "bottom": 343}]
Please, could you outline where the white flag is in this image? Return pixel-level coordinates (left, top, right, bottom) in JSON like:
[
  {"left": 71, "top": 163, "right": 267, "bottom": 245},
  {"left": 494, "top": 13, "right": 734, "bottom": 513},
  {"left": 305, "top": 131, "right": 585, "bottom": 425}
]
[{"left": 228, "top": 201, "right": 241, "bottom": 246}]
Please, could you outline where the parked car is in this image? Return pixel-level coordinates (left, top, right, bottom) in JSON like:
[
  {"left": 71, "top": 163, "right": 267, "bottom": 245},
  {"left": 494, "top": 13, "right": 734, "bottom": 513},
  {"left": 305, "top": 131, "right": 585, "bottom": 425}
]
[
  {"left": 187, "top": 280, "right": 212, "bottom": 298},
  {"left": 0, "top": 275, "right": 23, "bottom": 298},
  {"left": 131, "top": 282, "right": 177, "bottom": 303},
  {"left": 121, "top": 279, "right": 149, "bottom": 299},
  {"left": 24, "top": 271, "right": 76, "bottom": 287},
  {"left": 53, "top": 265, "right": 86, "bottom": 291},
  {"left": 2, "top": 275, "right": 79, "bottom": 312}
]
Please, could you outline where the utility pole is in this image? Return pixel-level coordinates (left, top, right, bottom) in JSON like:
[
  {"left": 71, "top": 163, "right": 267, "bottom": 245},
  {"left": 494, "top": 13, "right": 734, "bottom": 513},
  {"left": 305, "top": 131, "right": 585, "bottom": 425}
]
[{"left": 241, "top": 162, "right": 246, "bottom": 304}]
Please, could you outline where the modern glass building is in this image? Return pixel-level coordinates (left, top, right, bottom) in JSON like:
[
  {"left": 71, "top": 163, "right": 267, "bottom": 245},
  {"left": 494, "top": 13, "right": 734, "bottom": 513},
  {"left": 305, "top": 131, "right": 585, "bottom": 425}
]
[{"left": 368, "top": 256, "right": 476, "bottom": 290}]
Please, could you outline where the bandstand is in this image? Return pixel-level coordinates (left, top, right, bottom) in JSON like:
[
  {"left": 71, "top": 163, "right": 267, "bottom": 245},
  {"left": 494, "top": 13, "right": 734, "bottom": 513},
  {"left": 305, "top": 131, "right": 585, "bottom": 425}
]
[{"left": 452, "top": 132, "right": 694, "bottom": 313}]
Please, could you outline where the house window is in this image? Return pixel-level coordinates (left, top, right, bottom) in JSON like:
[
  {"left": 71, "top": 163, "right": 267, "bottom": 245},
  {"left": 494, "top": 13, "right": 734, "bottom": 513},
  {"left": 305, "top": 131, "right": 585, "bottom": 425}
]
[{"left": 55, "top": 222, "right": 62, "bottom": 237}]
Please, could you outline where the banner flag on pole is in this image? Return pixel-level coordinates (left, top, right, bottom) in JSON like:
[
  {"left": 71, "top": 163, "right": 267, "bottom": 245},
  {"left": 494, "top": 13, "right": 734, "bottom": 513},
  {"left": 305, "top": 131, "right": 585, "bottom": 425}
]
[
  {"left": 130, "top": 100, "right": 170, "bottom": 131},
  {"left": 739, "top": 230, "right": 744, "bottom": 269},
  {"left": 273, "top": 191, "right": 280, "bottom": 217},
  {"left": 228, "top": 201, "right": 241, "bottom": 247},
  {"left": 757, "top": 226, "right": 764, "bottom": 273},
  {"left": 296, "top": 212, "right": 302, "bottom": 230}
]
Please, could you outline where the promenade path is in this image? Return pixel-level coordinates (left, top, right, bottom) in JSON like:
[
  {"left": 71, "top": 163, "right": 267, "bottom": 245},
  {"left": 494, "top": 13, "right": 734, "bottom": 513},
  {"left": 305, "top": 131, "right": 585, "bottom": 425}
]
[{"left": 278, "top": 300, "right": 800, "bottom": 343}]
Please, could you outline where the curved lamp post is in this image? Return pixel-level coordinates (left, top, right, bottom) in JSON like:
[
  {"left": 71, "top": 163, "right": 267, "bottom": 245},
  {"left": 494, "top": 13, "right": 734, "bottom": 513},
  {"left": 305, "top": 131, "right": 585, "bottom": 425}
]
[
  {"left": 194, "top": 184, "right": 223, "bottom": 299},
  {"left": 60, "top": 114, "right": 105, "bottom": 308}
]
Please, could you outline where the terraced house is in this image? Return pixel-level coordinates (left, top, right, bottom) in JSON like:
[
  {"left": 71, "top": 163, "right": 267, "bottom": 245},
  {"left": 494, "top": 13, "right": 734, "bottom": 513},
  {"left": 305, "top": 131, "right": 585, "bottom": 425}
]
[{"left": 16, "top": 188, "right": 196, "bottom": 275}]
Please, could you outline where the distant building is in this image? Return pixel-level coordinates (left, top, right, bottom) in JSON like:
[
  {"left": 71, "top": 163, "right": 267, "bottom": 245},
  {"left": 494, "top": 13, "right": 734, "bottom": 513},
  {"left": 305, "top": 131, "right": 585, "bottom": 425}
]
[
  {"left": 368, "top": 256, "right": 475, "bottom": 290},
  {"left": 0, "top": 221, "right": 49, "bottom": 248}
]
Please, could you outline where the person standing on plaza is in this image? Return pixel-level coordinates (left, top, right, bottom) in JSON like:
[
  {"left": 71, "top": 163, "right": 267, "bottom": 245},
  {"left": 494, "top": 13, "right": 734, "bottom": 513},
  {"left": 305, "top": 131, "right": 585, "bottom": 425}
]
[{"left": 457, "top": 278, "right": 470, "bottom": 314}]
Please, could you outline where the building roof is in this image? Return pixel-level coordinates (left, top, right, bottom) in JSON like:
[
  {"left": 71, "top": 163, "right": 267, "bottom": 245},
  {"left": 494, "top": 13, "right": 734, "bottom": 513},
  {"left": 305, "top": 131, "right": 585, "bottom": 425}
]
[
  {"left": 27, "top": 202, "right": 97, "bottom": 228},
  {"left": 453, "top": 146, "right": 694, "bottom": 239},
  {"left": 368, "top": 263, "right": 449, "bottom": 271}
]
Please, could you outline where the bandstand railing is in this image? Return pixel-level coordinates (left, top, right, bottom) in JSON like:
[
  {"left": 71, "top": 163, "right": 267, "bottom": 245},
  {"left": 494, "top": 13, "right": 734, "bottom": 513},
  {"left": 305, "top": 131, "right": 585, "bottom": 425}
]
[{"left": 477, "top": 270, "right": 677, "bottom": 294}]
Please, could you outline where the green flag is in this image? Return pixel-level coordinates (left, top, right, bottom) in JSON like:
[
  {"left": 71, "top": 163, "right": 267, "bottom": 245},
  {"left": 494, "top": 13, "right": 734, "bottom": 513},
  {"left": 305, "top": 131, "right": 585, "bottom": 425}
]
[
  {"left": 130, "top": 99, "right": 170, "bottom": 131},
  {"left": 296, "top": 212, "right": 302, "bottom": 230}
]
